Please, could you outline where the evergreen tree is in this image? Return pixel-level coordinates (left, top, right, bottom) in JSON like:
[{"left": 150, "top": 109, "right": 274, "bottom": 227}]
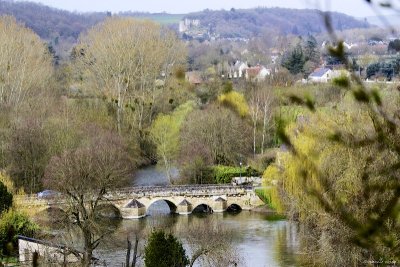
[
  {"left": 304, "top": 35, "right": 319, "bottom": 63},
  {"left": 388, "top": 39, "right": 400, "bottom": 53},
  {"left": 0, "top": 181, "right": 12, "bottom": 215},
  {"left": 144, "top": 230, "right": 189, "bottom": 267},
  {"left": 281, "top": 44, "right": 305, "bottom": 75}
]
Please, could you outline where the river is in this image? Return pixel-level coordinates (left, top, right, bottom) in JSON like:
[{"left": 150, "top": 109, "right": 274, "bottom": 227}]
[{"left": 91, "top": 166, "right": 301, "bottom": 267}]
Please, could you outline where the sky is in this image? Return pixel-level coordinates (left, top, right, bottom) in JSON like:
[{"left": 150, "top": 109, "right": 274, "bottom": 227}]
[{"left": 21, "top": 0, "right": 398, "bottom": 18}]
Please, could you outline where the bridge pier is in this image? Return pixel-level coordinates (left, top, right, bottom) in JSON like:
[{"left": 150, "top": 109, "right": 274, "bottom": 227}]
[
  {"left": 121, "top": 199, "right": 146, "bottom": 219},
  {"left": 177, "top": 199, "right": 192, "bottom": 215},
  {"left": 213, "top": 197, "right": 227, "bottom": 212}
]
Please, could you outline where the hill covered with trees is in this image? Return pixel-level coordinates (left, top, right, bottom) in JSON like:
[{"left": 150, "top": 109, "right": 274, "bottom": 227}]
[
  {"left": 0, "top": 0, "right": 106, "bottom": 42},
  {"left": 185, "top": 8, "right": 370, "bottom": 38},
  {"left": 0, "top": 1, "right": 370, "bottom": 45}
]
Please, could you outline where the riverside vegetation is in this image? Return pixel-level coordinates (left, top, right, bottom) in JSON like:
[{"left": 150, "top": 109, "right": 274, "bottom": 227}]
[{"left": 0, "top": 1, "right": 399, "bottom": 265}]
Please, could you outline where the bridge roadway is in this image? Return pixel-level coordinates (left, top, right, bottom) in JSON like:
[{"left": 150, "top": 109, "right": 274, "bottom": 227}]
[{"left": 18, "top": 184, "right": 265, "bottom": 219}]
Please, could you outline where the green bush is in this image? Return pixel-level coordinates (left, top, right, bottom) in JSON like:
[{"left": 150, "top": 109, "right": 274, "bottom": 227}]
[
  {"left": 144, "top": 230, "right": 188, "bottom": 267},
  {"left": 255, "top": 188, "right": 269, "bottom": 204},
  {"left": 211, "top": 165, "right": 261, "bottom": 184},
  {"left": 0, "top": 182, "right": 12, "bottom": 215},
  {"left": 0, "top": 210, "right": 38, "bottom": 256}
]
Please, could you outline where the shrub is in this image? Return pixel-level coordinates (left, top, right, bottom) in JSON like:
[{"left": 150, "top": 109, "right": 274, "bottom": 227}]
[
  {"left": 218, "top": 91, "right": 249, "bottom": 117},
  {"left": 144, "top": 230, "right": 188, "bottom": 267},
  {"left": 261, "top": 164, "right": 284, "bottom": 212},
  {"left": 0, "top": 210, "right": 38, "bottom": 256},
  {"left": 211, "top": 165, "right": 260, "bottom": 184}
]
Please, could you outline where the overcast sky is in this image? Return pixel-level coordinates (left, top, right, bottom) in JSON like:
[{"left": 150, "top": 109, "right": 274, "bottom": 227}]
[{"left": 22, "top": 0, "right": 397, "bottom": 18}]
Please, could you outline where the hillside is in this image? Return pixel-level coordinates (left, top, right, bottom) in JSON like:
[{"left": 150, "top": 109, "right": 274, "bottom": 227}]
[
  {"left": 184, "top": 8, "right": 370, "bottom": 38},
  {"left": 0, "top": 1, "right": 181, "bottom": 44},
  {"left": 0, "top": 1, "right": 370, "bottom": 50},
  {"left": 0, "top": 0, "right": 105, "bottom": 42}
]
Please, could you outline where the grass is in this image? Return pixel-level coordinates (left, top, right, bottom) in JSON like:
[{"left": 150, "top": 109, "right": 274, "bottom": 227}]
[
  {"left": 255, "top": 188, "right": 270, "bottom": 204},
  {"left": 132, "top": 14, "right": 185, "bottom": 25},
  {"left": 0, "top": 256, "right": 18, "bottom": 266}
]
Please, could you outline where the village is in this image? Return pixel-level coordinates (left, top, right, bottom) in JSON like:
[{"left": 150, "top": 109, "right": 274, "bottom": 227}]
[{"left": 179, "top": 17, "right": 400, "bottom": 86}]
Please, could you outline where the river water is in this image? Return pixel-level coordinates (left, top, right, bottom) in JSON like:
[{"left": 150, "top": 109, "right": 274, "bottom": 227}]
[
  {"left": 43, "top": 166, "right": 300, "bottom": 266},
  {"left": 90, "top": 166, "right": 301, "bottom": 267}
]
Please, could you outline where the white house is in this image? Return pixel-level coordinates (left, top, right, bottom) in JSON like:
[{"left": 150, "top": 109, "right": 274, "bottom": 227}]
[
  {"left": 308, "top": 67, "right": 332, "bottom": 83},
  {"left": 245, "top": 65, "right": 271, "bottom": 81},
  {"left": 228, "top": 61, "right": 249, "bottom": 79}
]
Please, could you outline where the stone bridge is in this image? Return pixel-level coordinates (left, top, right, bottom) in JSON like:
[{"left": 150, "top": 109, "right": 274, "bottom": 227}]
[{"left": 18, "top": 185, "right": 264, "bottom": 219}]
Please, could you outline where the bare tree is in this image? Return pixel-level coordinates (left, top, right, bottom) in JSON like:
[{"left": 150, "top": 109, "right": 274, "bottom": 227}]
[
  {"left": 248, "top": 84, "right": 274, "bottom": 155},
  {"left": 181, "top": 105, "right": 252, "bottom": 165},
  {"left": 44, "top": 129, "right": 133, "bottom": 266},
  {"left": 182, "top": 218, "right": 241, "bottom": 267},
  {"left": 0, "top": 16, "right": 52, "bottom": 108},
  {"left": 74, "top": 17, "right": 185, "bottom": 134},
  {"left": 248, "top": 83, "right": 260, "bottom": 157}
]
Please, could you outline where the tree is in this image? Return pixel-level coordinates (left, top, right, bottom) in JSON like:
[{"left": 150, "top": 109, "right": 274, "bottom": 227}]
[
  {"left": 144, "top": 230, "right": 189, "bottom": 267},
  {"left": 74, "top": 17, "right": 185, "bottom": 134},
  {"left": 180, "top": 105, "right": 252, "bottom": 166},
  {"left": 272, "top": 30, "right": 400, "bottom": 264},
  {"left": 388, "top": 39, "right": 400, "bottom": 53},
  {"left": 281, "top": 44, "right": 305, "bottom": 75},
  {"left": 248, "top": 83, "right": 274, "bottom": 156},
  {"left": 7, "top": 120, "right": 48, "bottom": 194},
  {"left": 0, "top": 210, "right": 38, "bottom": 256},
  {"left": 270, "top": 100, "right": 400, "bottom": 265},
  {"left": 304, "top": 35, "right": 319, "bottom": 63},
  {"left": 0, "top": 181, "right": 12, "bottom": 215},
  {"left": 0, "top": 16, "right": 52, "bottom": 108},
  {"left": 358, "top": 54, "right": 378, "bottom": 74},
  {"left": 184, "top": 218, "right": 240, "bottom": 267},
  {"left": 44, "top": 129, "right": 133, "bottom": 266},
  {"left": 150, "top": 101, "right": 194, "bottom": 183}
]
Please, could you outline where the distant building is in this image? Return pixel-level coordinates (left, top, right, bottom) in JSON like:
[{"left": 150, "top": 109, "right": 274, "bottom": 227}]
[
  {"left": 308, "top": 67, "right": 332, "bottom": 83},
  {"left": 228, "top": 61, "right": 248, "bottom": 79},
  {"left": 245, "top": 65, "right": 271, "bottom": 81},
  {"left": 343, "top": 41, "right": 358, "bottom": 50},
  {"left": 185, "top": 71, "right": 203, "bottom": 85},
  {"left": 179, "top": 19, "right": 201, "bottom": 33}
]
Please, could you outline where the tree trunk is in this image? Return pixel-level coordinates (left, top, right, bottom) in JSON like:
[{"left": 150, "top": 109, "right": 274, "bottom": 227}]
[
  {"left": 163, "top": 155, "right": 172, "bottom": 184},
  {"left": 131, "top": 235, "right": 139, "bottom": 267},
  {"left": 126, "top": 238, "right": 132, "bottom": 267},
  {"left": 261, "top": 102, "right": 269, "bottom": 155},
  {"left": 83, "top": 229, "right": 93, "bottom": 267},
  {"left": 253, "top": 120, "right": 257, "bottom": 157},
  {"left": 117, "top": 86, "right": 122, "bottom": 135}
]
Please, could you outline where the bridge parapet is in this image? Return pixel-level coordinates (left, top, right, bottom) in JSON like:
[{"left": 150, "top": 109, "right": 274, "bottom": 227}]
[
  {"left": 17, "top": 185, "right": 263, "bottom": 219},
  {"left": 107, "top": 184, "right": 251, "bottom": 200}
]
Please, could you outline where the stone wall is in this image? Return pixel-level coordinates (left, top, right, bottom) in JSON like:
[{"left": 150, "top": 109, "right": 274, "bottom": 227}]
[{"left": 18, "top": 236, "right": 80, "bottom": 265}]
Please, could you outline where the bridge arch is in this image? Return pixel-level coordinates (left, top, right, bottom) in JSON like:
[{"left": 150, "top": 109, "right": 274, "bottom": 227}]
[
  {"left": 227, "top": 203, "right": 242, "bottom": 212},
  {"left": 192, "top": 203, "right": 213, "bottom": 213},
  {"left": 147, "top": 199, "right": 178, "bottom": 215},
  {"left": 34, "top": 207, "right": 68, "bottom": 224},
  {"left": 97, "top": 203, "right": 122, "bottom": 219}
]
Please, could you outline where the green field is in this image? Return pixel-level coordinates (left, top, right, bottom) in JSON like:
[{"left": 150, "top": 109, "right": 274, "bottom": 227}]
[{"left": 132, "top": 14, "right": 185, "bottom": 25}]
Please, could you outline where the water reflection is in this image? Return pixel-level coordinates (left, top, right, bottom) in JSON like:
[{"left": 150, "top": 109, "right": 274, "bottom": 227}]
[
  {"left": 92, "top": 207, "right": 300, "bottom": 267},
  {"left": 39, "top": 166, "right": 301, "bottom": 266}
]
